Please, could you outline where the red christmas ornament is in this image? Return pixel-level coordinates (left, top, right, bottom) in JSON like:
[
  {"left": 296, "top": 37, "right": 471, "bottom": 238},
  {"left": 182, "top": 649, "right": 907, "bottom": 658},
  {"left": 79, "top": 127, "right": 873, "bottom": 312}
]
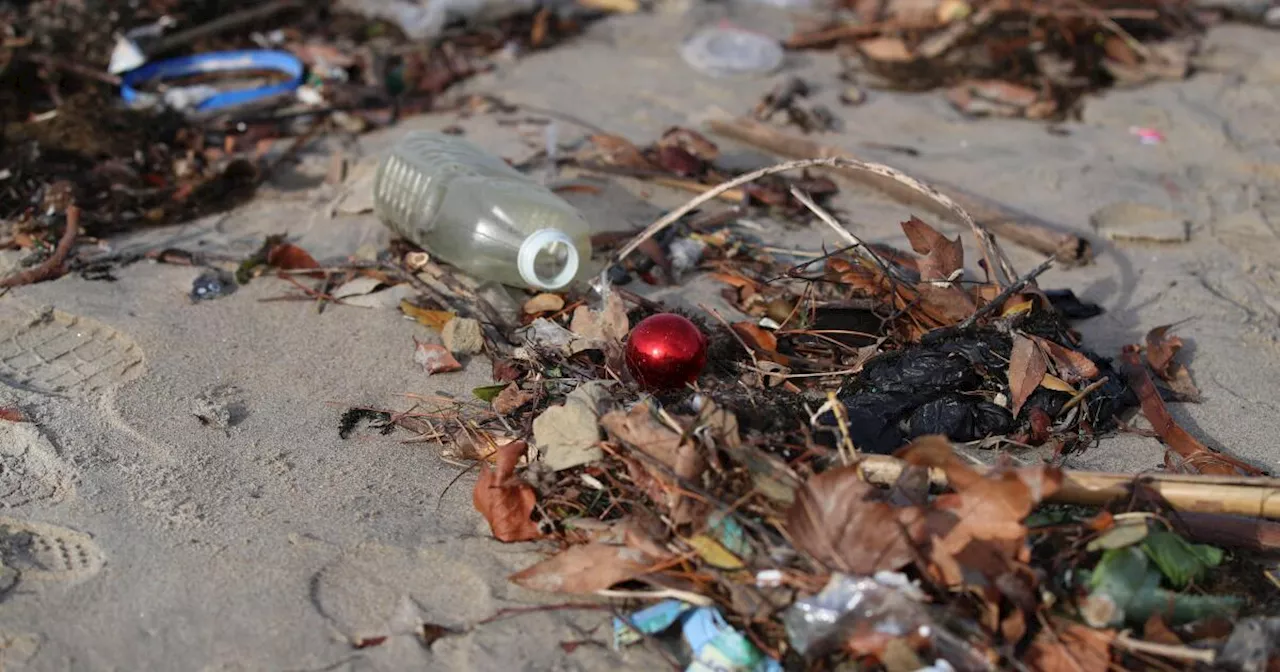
[{"left": 625, "top": 313, "right": 708, "bottom": 390}]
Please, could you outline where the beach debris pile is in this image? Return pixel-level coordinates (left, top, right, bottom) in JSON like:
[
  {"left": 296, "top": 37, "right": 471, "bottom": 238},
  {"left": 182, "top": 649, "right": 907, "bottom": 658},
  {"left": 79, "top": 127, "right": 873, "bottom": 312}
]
[
  {"left": 298, "top": 122, "right": 1279, "bottom": 667},
  {"left": 0, "top": 0, "right": 612, "bottom": 285},
  {"left": 785, "top": 0, "right": 1205, "bottom": 119}
]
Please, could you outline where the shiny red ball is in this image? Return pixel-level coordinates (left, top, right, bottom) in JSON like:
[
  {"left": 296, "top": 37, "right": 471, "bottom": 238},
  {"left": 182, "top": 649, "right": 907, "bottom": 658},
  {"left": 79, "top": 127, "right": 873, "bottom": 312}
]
[{"left": 625, "top": 313, "right": 708, "bottom": 390}]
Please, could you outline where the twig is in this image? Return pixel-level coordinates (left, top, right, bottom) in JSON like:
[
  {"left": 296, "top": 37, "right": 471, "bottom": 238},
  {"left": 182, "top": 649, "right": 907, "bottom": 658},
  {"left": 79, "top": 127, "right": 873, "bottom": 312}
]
[
  {"left": 956, "top": 256, "right": 1055, "bottom": 330},
  {"left": 608, "top": 155, "right": 1001, "bottom": 287},
  {"left": 0, "top": 205, "right": 79, "bottom": 288},
  {"left": 706, "top": 118, "right": 1092, "bottom": 268},
  {"left": 22, "top": 53, "right": 122, "bottom": 86},
  {"left": 476, "top": 602, "right": 612, "bottom": 625},
  {"left": 789, "top": 186, "right": 908, "bottom": 283},
  {"left": 1059, "top": 376, "right": 1109, "bottom": 415},
  {"left": 1113, "top": 633, "right": 1216, "bottom": 664}
]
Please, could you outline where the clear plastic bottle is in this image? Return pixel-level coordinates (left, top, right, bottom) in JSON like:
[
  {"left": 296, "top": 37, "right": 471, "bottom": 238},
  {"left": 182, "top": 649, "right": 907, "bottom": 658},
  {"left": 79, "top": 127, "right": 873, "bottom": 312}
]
[{"left": 373, "top": 131, "right": 591, "bottom": 291}]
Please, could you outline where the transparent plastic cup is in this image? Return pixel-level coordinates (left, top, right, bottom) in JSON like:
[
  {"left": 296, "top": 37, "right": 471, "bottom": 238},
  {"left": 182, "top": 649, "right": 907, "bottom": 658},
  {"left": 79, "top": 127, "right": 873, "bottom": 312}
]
[{"left": 373, "top": 131, "right": 592, "bottom": 291}]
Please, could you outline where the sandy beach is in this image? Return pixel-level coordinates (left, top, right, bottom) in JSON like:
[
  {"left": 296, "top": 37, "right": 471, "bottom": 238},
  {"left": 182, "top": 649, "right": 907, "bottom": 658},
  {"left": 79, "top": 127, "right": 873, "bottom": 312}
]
[{"left": 1, "top": 6, "right": 1279, "bottom": 670}]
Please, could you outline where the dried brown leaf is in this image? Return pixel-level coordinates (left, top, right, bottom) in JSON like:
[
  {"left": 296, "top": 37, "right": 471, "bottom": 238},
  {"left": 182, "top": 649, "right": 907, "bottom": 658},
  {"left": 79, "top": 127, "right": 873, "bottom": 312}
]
[
  {"left": 414, "top": 339, "right": 463, "bottom": 375},
  {"left": 266, "top": 242, "right": 323, "bottom": 278},
  {"left": 901, "top": 216, "right": 963, "bottom": 282},
  {"left": 472, "top": 441, "right": 541, "bottom": 542},
  {"left": 899, "top": 436, "right": 1061, "bottom": 586},
  {"left": 1122, "top": 346, "right": 1260, "bottom": 476},
  {"left": 784, "top": 466, "right": 919, "bottom": 574},
  {"left": 656, "top": 127, "right": 719, "bottom": 161},
  {"left": 586, "top": 134, "right": 654, "bottom": 170},
  {"left": 1030, "top": 335, "right": 1099, "bottom": 384},
  {"left": 1146, "top": 324, "right": 1200, "bottom": 402},
  {"left": 913, "top": 283, "right": 976, "bottom": 325},
  {"left": 568, "top": 291, "right": 629, "bottom": 343},
  {"left": 731, "top": 322, "right": 779, "bottom": 354},
  {"left": 523, "top": 293, "right": 565, "bottom": 315},
  {"left": 1008, "top": 334, "right": 1047, "bottom": 417},
  {"left": 0, "top": 407, "right": 26, "bottom": 423},
  {"left": 400, "top": 300, "right": 456, "bottom": 332},
  {"left": 493, "top": 383, "right": 535, "bottom": 415},
  {"left": 509, "top": 542, "right": 655, "bottom": 593},
  {"left": 858, "top": 36, "right": 915, "bottom": 62},
  {"left": 600, "top": 403, "right": 705, "bottom": 524},
  {"left": 1025, "top": 620, "right": 1114, "bottom": 672},
  {"left": 1145, "top": 325, "right": 1183, "bottom": 376},
  {"left": 655, "top": 145, "right": 704, "bottom": 177}
]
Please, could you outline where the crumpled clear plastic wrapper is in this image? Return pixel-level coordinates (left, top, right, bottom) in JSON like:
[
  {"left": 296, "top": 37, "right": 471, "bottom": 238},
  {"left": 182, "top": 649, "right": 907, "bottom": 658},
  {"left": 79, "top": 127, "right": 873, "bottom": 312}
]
[
  {"left": 782, "top": 572, "right": 989, "bottom": 671},
  {"left": 782, "top": 571, "right": 930, "bottom": 656}
]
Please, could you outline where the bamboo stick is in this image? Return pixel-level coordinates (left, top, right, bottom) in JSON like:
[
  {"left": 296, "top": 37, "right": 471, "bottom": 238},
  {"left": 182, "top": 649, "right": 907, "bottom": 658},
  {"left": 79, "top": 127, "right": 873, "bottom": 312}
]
[{"left": 857, "top": 455, "right": 1280, "bottom": 520}]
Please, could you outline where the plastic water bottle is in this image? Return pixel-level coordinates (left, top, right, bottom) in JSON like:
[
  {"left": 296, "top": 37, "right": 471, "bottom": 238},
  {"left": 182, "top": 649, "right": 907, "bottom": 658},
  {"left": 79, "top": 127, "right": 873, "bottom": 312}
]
[{"left": 373, "top": 131, "right": 591, "bottom": 291}]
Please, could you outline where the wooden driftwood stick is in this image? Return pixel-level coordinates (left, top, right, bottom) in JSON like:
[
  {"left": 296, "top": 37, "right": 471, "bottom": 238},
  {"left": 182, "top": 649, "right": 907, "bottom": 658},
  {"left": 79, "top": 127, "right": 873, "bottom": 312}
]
[
  {"left": 857, "top": 454, "right": 1280, "bottom": 520},
  {"left": 705, "top": 118, "right": 1093, "bottom": 265}
]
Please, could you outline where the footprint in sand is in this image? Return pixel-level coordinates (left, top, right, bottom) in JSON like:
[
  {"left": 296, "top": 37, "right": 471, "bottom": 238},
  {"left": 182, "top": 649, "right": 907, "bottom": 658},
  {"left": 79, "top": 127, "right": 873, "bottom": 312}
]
[
  {"left": 0, "top": 419, "right": 74, "bottom": 509},
  {"left": 0, "top": 306, "right": 144, "bottom": 398},
  {"left": 0, "top": 517, "right": 106, "bottom": 586},
  {"left": 311, "top": 542, "right": 496, "bottom": 645}
]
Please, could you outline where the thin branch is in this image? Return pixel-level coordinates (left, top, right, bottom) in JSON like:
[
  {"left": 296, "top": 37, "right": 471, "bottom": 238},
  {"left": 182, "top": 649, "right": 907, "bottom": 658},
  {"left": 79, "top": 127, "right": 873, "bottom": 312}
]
[
  {"left": 1113, "top": 633, "right": 1216, "bottom": 664},
  {"left": 606, "top": 156, "right": 1000, "bottom": 287},
  {"left": 0, "top": 205, "right": 79, "bottom": 288},
  {"left": 789, "top": 186, "right": 909, "bottom": 283},
  {"left": 957, "top": 256, "right": 1056, "bottom": 330}
]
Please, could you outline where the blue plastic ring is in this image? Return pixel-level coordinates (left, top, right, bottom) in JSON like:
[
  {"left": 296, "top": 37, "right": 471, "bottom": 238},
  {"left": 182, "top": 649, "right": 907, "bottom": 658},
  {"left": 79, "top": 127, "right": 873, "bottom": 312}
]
[{"left": 119, "top": 49, "right": 305, "bottom": 113}]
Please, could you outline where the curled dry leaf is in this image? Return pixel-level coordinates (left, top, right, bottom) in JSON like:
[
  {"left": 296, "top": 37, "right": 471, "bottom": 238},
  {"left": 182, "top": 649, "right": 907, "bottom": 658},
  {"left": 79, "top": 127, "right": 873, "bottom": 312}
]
[
  {"left": 509, "top": 541, "right": 655, "bottom": 594},
  {"left": 900, "top": 216, "right": 963, "bottom": 282},
  {"left": 400, "top": 300, "right": 456, "bottom": 332},
  {"left": 472, "top": 441, "right": 541, "bottom": 542},
  {"left": 1025, "top": 619, "right": 1115, "bottom": 672},
  {"left": 784, "top": 466, "right": 919, "bottom": 575},
  {"left": 1145, "top": 324, "right": 1200, "bottom": 402},
  {"left": 731, "top": 321, "right": 779, "bottom": 354},
  {"left": 656, "top": 127, "right": 719, "bottom": 162},
  {"left": 899, "top": 435, "right": 1062, "bottom": 586},
  {"left": 492, "top": 383, "right": 535, "bottom": 415},
  {"left": 266, "top": 242, "right": 323, "bottom": 278},
  {"left": 523, "top": 293, "right": 565, "bottom": 315},
  {"left": 1030, "top": 335, "right": 1099, "bottom": 384},
  {"left": 1121, "top": 346, "right": 1260, "bottom": 476},
  {"left": 1008, "top": 334, "right": 1048, "bottom": 417},
  {"left": 414, "top": 339, "right": 463, "bottom": 375},
  {"left": 600, "top": 403, "right": 705, "bottom": 524},
  {"left": 586, "top": 134, "right": 654, "bottom": 170},
  {"left": 568, "top": 291, "right": 629, "bottom": 344}
]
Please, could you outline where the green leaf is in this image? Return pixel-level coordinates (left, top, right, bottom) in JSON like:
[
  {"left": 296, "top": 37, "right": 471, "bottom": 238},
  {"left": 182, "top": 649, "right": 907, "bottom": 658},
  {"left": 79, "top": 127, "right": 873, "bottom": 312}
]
[
  {"left": 472, "top": 384, "right": 509, "bottom": 403},
  {"left": 1141, "top": 530, "right": 1224, "bottom": 589},
  {"left": 1086, "top": 518, "right": 1149, "bottom": 552}
]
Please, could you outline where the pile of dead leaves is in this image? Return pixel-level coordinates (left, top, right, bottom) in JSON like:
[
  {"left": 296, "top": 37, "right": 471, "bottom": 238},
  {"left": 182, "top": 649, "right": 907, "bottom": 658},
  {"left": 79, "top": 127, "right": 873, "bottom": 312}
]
[{"left": 786, "top": 0, "right": 1202, "bottom": 119}]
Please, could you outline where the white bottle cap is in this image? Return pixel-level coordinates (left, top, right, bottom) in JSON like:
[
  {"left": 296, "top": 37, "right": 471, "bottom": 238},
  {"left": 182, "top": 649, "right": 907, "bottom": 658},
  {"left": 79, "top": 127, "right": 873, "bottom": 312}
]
[{"left": 518, "top": 229, "right": 579, "bottom": 290}]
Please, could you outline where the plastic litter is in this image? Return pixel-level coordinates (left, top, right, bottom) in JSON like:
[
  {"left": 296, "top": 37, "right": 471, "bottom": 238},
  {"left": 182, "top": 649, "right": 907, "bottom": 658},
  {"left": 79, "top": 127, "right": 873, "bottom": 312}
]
[
  {"left": 782, "top": 572, "right": 930, "bottom": 657},
  {"left": 1219, "top": 617, "right": 1280, "bottom": 672},
  {"left": 680, "top": 25, "right": 784, "bottom": 78},
  {"left": 815, "top": 325, "right": 1129, "bottom": 454},
  {"left": 614, "top": 600, "right": 783, "bottom": 672},
  {"left": 373, "top": 132, "right": 592, "bottom": 291},
  {"left": 783, "top": 573, "right": 988, "bottom": 670},
  {"left": 120, "top": 50, "right": 305, "bottom": 114}
]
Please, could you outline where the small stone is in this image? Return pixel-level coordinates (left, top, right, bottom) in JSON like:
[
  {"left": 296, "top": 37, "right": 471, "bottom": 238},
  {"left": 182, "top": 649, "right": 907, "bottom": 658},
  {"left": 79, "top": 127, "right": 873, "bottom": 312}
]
[
  {"left": 442, "top": 317, "right": 484, "bottom": 354},
  {"left": 1090, "top": 202, "right": 1190, "bottom": 244}
]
